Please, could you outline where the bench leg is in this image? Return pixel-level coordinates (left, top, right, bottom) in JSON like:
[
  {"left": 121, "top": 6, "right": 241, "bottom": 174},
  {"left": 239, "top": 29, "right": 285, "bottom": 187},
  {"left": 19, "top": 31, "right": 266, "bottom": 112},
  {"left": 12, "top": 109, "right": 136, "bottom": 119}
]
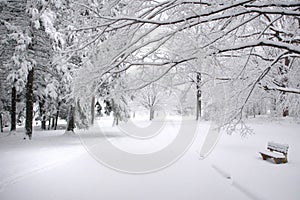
[
  {"left": 273, "top": 158, "right": 288, "bottom": 164},
  {"left": 283, "top": 157, "right": 288, "bottom": 163},
  {"left": 274, "top": 158, "right": 281, "bottom": 164},
  {"left": 260, "top": 153, "right": 268, "bottom": 160}
]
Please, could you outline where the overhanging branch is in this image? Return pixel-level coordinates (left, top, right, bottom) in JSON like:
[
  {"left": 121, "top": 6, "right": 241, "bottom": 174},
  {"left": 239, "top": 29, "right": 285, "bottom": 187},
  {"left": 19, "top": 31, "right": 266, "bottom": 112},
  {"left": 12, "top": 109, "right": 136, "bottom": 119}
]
[
  {"left": 217, "top": 39, "right": 300, "bottom": 54},
  {"left": 264, "top": 85, "right": 300, "bottom": 95}
]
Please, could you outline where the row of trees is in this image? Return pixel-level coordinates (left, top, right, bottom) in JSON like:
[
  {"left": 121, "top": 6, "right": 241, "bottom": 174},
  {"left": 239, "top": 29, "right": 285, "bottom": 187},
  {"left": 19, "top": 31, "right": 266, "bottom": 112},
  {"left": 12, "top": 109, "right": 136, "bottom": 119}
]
[
  {"left": 0, "top": 0, "right": 75, "bottom": 137},
  {"left": 75, "top": 0, "right": 299, "bottom": 130},
  {"left": 1, "top": 0, "right": 299, "bottom": 137},
  {"left": 0, "top": 0, "right": 131, "bottom": 137}
]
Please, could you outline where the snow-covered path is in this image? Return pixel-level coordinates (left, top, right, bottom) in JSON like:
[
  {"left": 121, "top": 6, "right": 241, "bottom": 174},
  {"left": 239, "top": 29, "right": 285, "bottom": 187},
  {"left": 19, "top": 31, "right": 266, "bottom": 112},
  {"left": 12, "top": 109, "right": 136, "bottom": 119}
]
[
  {"left": 0, "top": 131, "right": 85, "bottom": 193},
  {"left": 0, "top": 147, "right": 248, "bottom": 200},
  {"left": 0, "top": 118, "right": 299, "bottom": 200}
]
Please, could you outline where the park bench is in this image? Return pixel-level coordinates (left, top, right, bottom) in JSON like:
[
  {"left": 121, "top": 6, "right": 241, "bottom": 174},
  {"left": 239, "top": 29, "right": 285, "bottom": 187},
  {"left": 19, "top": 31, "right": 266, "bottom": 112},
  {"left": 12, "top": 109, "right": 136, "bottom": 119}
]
[{"left": 259, "top": 142, "right": 289, "bottom": 164}]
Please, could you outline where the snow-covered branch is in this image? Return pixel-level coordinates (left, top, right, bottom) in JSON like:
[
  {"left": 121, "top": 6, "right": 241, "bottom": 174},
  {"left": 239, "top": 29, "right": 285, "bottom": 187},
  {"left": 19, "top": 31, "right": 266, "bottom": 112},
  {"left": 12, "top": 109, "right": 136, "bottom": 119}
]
[
  {"left": 244, "top": 2, "right": 300, "bottom": 8},
  {"left": 217, "top": 40, "right": 300, "bottom": 54},
  {"left": 264, "top": 86, "right": 300, "bottom": 95}
]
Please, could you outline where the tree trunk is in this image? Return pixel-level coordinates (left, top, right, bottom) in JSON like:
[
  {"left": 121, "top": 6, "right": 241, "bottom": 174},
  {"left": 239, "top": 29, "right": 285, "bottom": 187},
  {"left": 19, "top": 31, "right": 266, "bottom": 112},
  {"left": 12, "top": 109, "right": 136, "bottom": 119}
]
[
  {"left": 41, "top": 115, "right": 46, "bottom": 130},
  {"left": 150, "top": 108, "right": 154, "bottom": 121},
  {"left": 66, "top": 105, "right": 75, "bottom": 132},
  {"left": 25, "top": 69, "right": 34, "bottom": 139},
  {"left": 54, "top": 101, "right": 60, "bottom": 130},
  {"left": 10, "top": 86, "right": 16, "bottom": 132},
  {"left": 271, "top": 98, "right": 277, "bottom": 115},
  {"left": 196, "top": 72, "right": 201, "bottom": 120},
  {"left": 91, "top": 96, "right": 95, "bottom": 125},
  {"left": 51, "top": 117, "right": 55, "bottom": 129},
  {"left": 281, "top": 57, "right": 290, "bottom": 117},
  {"left": 48, "top": 117, "right": 51, "bottom": 130},
  {"left": 0, "top": 113, "right": 3, "bottom": 132},
  {"left": 39, "top": 100, "right": 46, "bottom": 130},
  {"left": 283, "top": 107, "right": 289, "bottom": 117}
]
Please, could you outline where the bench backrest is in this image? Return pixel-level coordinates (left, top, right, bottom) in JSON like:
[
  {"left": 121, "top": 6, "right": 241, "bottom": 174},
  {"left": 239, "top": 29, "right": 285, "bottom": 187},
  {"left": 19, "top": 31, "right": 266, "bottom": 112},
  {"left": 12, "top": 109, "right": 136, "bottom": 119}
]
[{"left": 267, "top": 142, "right": 289, "bottom": 154}]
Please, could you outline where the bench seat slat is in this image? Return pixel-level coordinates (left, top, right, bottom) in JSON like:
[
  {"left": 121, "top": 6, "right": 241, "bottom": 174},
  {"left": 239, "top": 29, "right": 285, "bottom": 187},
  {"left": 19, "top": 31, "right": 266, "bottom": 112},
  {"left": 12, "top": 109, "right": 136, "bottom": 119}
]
[
  {"left": 259, "top": 150, "right": 285, "bottom": 159},
  {"left": 267, "top": 142, "right": 289, "bottom": 154}
]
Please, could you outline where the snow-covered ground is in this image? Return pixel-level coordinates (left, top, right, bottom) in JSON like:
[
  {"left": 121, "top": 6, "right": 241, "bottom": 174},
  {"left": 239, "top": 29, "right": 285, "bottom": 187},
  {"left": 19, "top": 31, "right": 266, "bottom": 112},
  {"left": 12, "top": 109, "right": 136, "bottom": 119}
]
[{"left": 0, "top": 117, "right": 299, "bottom": 200}]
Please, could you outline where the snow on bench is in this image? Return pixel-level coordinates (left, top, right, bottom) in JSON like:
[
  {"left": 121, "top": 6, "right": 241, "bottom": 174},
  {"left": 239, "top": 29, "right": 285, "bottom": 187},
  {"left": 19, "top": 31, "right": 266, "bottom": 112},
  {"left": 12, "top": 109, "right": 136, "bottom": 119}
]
[
  {"left": 259, "top": 150, "right": 285, "bottom": 159},
  {"left": 259, "top": 142, "right": 289, "bottom": 164}
]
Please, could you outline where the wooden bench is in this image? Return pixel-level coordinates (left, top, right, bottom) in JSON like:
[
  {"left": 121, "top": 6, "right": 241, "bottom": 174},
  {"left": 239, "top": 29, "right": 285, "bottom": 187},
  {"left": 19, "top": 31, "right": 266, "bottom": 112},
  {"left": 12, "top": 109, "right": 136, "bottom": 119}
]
[{"left": 259, "top": 142, "right": 289, "bottom": 164}]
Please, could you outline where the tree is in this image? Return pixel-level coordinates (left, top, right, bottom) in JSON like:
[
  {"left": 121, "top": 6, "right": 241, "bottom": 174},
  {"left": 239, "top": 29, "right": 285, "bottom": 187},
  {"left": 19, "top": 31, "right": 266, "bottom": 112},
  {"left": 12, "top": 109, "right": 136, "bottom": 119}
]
[
  {"left": 0, "top": 0, "right": 30, "bottom": 133},
  {"left": 1, "top": 0, "right": 69, "bottom": 138},
  {"left": 4, "top": 0, "right": 299, "bottom": 135},
  {"left": 135, "top": 83, "right": 165, "bottom": 121},
  {"left": 70, "top": 0, "right": 299, "bottom": 132}
]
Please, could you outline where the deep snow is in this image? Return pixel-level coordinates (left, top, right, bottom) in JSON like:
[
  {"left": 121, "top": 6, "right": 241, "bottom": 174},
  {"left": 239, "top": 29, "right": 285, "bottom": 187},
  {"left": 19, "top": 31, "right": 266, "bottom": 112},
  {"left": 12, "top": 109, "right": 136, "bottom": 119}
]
[{"left": 0, "top": 117, "right": 299, "bottom": 200}]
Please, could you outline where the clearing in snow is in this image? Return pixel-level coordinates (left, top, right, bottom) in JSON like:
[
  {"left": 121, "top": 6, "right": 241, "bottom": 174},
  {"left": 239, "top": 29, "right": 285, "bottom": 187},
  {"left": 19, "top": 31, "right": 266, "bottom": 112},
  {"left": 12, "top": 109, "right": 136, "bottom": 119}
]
[{"left": 0, "top": 117, "right": 299, "bottom": 200}]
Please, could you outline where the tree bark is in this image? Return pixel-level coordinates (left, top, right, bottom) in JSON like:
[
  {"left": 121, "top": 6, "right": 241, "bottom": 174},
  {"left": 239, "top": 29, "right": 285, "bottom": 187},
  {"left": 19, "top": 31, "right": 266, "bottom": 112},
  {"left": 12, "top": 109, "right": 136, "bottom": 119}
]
[
  {"left": 39, "top": 100, "right": 46, "bottom": 130},
  {"left": 10, "top": 86, "right": 16, "bottom": 132},
  {"left": 54, "top": 101, "right": 60, "bottom": 130},
  {"left": 41, "top": 116, "right": 46, "bottom": 130},
  {"left": 25, "top": 69, "right": 34, "bottom": 139},
  {"left": 150, "top": 108, "right": 154, "bottom": 121},
  {"left": 0, "top": 113, "right": 3, "bottom": 132},
  {"left": 66, "top": 105, "right": 75, "bottom": 132},
  {"left": 51, "top": 116, "right": 55, "bottom": 129},
  {"left": 91, "top": 96, "right": 95, "bottom": 125},
  {"left": 196, "top": 72, "right": 201, "bottom": 120},
  {"left": 282, "top": 57, "right": 290, "bottom": 117}
]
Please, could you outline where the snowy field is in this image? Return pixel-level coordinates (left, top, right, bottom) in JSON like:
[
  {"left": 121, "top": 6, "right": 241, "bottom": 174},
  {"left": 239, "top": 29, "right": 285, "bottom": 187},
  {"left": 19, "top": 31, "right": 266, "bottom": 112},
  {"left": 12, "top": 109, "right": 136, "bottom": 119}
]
[{"left": 0, "top": 117, "right": 299, "bottom": 200}]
